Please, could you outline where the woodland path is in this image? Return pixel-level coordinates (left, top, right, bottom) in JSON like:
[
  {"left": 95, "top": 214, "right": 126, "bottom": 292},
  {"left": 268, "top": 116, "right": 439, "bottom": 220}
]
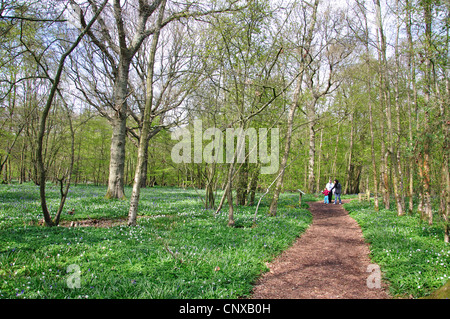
[{"left": 251, "top": 199, "right": 391, "bottom": 299}]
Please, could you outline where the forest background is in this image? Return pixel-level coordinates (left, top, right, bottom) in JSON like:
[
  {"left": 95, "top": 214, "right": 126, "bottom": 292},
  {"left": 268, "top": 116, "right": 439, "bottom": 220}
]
[{"left": 0, "top": 0, "right": 448, "bottom": 239}]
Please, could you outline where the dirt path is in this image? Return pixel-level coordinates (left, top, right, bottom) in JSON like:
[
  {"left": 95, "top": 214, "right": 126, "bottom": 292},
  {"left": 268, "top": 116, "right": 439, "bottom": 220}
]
[{"left": 251, "top": 200, "right": 391, "bottom": 299}]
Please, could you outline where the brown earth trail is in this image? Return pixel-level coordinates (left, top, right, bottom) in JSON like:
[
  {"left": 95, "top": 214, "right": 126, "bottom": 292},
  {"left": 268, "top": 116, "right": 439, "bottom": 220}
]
[{"left": 251, "top": 200, "right": 391, "bottom": 299}]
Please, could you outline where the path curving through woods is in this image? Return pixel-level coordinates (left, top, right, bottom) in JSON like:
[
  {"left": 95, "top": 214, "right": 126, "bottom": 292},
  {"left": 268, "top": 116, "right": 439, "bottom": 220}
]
[{"left": 251, "top": 199, "right": 391, "bottom": 299}]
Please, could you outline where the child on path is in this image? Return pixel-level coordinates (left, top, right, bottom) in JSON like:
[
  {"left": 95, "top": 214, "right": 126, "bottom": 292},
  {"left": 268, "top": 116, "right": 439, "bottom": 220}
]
[{"left": 322, "top": 188, "right": 330, "bottom": 204}]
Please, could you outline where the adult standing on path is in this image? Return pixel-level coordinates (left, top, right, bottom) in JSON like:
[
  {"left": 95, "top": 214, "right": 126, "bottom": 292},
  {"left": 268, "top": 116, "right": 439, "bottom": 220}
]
[
  {"left": 326, "top": 179, "right": 334, "bottom": 204},
  {"left": 331, "top": 179, "right": 342, "bottom": 204}
]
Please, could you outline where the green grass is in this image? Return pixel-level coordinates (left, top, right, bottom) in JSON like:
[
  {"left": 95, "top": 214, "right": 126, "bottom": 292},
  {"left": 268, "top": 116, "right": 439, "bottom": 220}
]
[
  {"left": 344, "top": 200, "right": 450, "bottom": 299},
  {"left": 0, "top": 183, "right": 312, "bottom": 299}
]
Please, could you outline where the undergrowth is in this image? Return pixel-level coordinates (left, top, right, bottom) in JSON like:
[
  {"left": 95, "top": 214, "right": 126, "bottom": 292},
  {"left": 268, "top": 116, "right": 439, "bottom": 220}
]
[
  {"left": 344, "top": 200, "right": 449, "bottom": 298},
  {"left": 0, "top": 183, "right": 312, "bottom": 299}
]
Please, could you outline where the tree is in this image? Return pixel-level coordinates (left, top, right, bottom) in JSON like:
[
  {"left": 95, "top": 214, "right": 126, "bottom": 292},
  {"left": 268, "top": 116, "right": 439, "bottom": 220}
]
[
  {"left": 269, "top": 0, "right": 319, "bottom": 216},
  {"left": 128, "top": 0, "right": 166, "bottom": 226},
  {"left": 21, "top": 0, "right": 107, "bottom": 226},
  {"left": 188, "top": 0, "right": 289, "bottom": 225},
  {"left": 351, "top": 0, "right": 379, "bottom": 208},
  {"left": 72, "top": 0, "right": 243, "bottom": 200},
  {"left": 304, "top": 4, "right": 353, "bottom": 193},
  {"left": 405, "top": 0, "right": 418, "bottom": 214},
  {"left": 373, "top": 0, "right": 404, "bottom": 215}
]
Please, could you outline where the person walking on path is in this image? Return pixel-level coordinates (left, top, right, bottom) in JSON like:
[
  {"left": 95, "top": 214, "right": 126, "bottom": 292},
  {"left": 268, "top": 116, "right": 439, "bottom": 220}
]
[
  {"left": 331, "top": 179, "right": 342, "bottom": 204},
  {"left": 326, "top": 179, "right": 334, "bottom": 204}
]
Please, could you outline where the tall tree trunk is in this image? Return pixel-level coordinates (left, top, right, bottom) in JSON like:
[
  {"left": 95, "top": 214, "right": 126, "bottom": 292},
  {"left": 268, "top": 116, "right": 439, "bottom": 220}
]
[
  {"left": 347, "top": 164, "right": 362, "bottom": 194},
  {"left": 332, "top": 122, "right": 341, "bottom": 178},
  {"left": 394, "top": 0, "right": 405, "bottom": 215},
  {"left": 36, "top": 1, "right": 106, "bottom": 226},
  {"left": 236, "top": 161, "right": 248, "bottom": 205},
  {"left": 140, "top": 144, "right": 148, "bottom": 188},
  {"left": 422, "top": 1, "right": 433, "bottom": 225},
  {"left": 368, "top": 82, "right": 379, "bottom": 210},
  {"left": 105, "top": 63, "right": 130, "bottom": 199},
  {"left": 214, "top": 162, "right": 236, "bottom": 226},
  {"left": 344, "top": 111, "right": 354, "bottom": 195},
  {"left": 269, "top": 0, "right": 319, "bottom": 216},
  {"left": 430, "top": 10, "right": 449, "bottom": 237},
  {"left": 247, "top": 165, "right": 259, "bottom": 206},
  {"left": 226, "top": 166, "right": 235, "bottom": 227},
  {"left": 406, "top": 0, "right": 417, "bottom": 214},
  {"left": 205, "top": 162, "right": 216, "bottom": 209},
  {"left": 316, "top": 129, "right": 323, "bottom": 193},
  {"left": 438, "top": 76, "right": 449, "bottom": 241},
  {"left": 269, "top": 74, "right": 302, "bottom": 216},
  {"left": 416, "top": 154, "right": 425, "bottom": 219},
  {"left": 307, "top": 101, "right": 316, "bottom": 194},
  {"left": 214, "top": 147, "right": 239, "bottom": 227},
  {"left": 374, "top": 0, "right": 389, "bottom": 210},
  {"left": 443, "top": 0, "right": 450, "bottom": 243},
  {"left": 374, "top": 0, "right": 403, "bottom": 214},
  {"left": 358, "top": 0, "right": 379, "bottom": 210},
  {"left": 128, "top": 0, "right": 166, "bottom": 226},
  {"left": 20, "top": 139, "right": 26, "bottom": 183}
]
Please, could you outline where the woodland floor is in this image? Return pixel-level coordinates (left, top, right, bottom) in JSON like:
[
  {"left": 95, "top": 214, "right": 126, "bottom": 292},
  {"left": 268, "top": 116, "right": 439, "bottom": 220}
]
[
  {"left": 251, "top": 199, "right": 392, "bottom": 299},
  {"left": 58, "top": 197, "right": 392, "bottom": 299}
]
